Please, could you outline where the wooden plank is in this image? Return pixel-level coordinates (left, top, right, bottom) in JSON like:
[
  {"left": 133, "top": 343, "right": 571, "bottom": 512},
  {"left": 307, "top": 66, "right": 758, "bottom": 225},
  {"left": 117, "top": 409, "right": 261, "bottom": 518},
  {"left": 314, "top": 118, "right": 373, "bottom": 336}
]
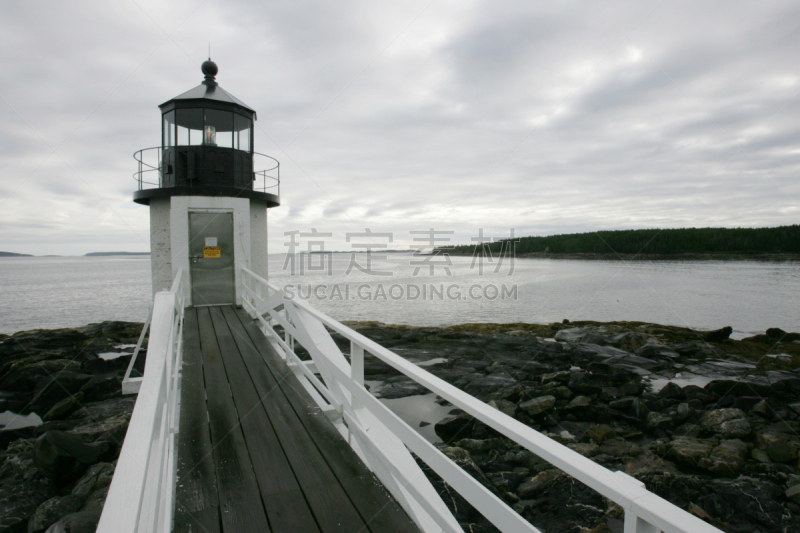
[
  {"left": 207, "top": 306, "right": 320, "bottom": 533},
  {"left": 196, "top": 307, "right": 271, "bottom": 533},
  {"left": 225, "top": 307, "right": 419, "bottom": 533},
  {"left": 219, "top": 306, "right": 370, "bottom": 533},
  {"left": 174, "top": 308, "right": 221, "bottom": 532}
]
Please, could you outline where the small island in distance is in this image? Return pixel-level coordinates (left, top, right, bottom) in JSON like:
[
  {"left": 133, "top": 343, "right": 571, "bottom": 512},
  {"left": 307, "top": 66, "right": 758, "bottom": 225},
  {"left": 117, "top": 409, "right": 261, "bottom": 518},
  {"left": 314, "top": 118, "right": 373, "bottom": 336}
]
[
  {"left": 442, "top": 224, "right": 800, "bottom": 260},
  {"left": 0, "top": 251, "right": 150, "bottom": 257},
  {"left": 84, "top": 252, "right": 150, "bottom": 257}
]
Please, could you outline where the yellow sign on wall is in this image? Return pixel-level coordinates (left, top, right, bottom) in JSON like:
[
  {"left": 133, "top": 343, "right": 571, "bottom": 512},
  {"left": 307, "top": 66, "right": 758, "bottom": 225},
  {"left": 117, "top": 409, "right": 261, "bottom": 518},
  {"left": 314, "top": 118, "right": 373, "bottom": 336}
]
[{"left": 203, "top": 246, "right": 221, "bottom": 258}]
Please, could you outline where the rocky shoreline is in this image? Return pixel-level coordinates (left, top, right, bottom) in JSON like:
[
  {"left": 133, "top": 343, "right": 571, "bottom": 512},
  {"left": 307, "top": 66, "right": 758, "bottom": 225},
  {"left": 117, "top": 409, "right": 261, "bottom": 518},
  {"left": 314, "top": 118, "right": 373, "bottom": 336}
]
[
  {"left": 2, "top": 319, "right": 799, "bottom": 532},
  {"left": 0, "top": 322, "right": 143, "bottom": 533},
  {"left": 335, "top": 320, "right": 800, "bottom": 533}
]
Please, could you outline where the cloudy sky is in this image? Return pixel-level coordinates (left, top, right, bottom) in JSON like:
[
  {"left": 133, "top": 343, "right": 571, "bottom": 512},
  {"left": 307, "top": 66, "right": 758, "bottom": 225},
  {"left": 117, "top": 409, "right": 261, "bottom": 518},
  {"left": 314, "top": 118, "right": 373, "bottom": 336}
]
[{"left": 1, "top": 0, "right": 798, "bottom": 256}]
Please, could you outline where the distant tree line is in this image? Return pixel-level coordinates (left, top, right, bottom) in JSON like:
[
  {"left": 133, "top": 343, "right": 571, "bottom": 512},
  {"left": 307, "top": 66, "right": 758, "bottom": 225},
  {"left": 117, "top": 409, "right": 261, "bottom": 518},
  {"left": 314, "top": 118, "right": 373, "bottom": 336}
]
[{"left": 443, "top": 225, "right": 800, "bottom": 256}]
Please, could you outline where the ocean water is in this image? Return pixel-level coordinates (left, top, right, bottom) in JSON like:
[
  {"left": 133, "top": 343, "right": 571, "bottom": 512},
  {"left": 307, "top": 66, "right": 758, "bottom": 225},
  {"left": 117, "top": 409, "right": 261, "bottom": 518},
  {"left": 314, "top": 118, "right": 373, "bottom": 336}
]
[{"left": 1, "top": 254, "right": 799, "bottom": 338}]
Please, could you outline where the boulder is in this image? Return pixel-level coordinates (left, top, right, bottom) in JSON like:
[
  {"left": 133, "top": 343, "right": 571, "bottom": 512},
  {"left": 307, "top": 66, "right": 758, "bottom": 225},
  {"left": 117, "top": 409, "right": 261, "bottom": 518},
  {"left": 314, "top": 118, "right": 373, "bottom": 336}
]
[
  {"left": 31, "top": 372, "right": 93, "bottom": 411},
  {"left": 702, "top": 326, "right": 733, "bottom": 343},
  {"left": 767, "top": 439, "right": 796, "bottom": 464},
  {"left": 581, "top": 425, "right": 616, "bottom": 445},
  {"left": 434, "top": 412, "right": 475, "bottom": 443},
  {"left": 635, "top": 344, "right": 680, "bottom": 361},
  {"left": 441, "top": 447, "right": 497, "bottom": 496},
  {"left": 516, "top": 469, "right": 563, "bottom": 500},
  {"left": 519, "top": 396, "right": 555, "bottom": 417},
  {"left": 658, "top": 382, "right": 685, "bottom": 400},
  {"left": 42, "top": 392, "right": 84, "bottom": 422},
  {"left": 42, "top": 510, "right": 101, "bottom": 533},
  {"left": 70, "top": 462, "right": 115, "bottom": 500},
  {"left": 699, "top": 408, "right": 750, "bottom": 438},
  {"left": 33, "top": 431, "right": 110, "bottom": 484},
  {"left": 565, "top": 396, "right": 592, "bottom": 410},
  {"left": 554, "top": 328, "right": 595, "bottom": 343},
  {"left": 667, "top": 437, "right": 714, "bottom": 469},
  {"left": 702, "top": 439, "right": 748, "bottom": 477},
  {"left": 487, "top": 399, "right": 516, "bottom": 418},
  {"left": 28, "top": 495, "right": 84, "bottom": 533}
]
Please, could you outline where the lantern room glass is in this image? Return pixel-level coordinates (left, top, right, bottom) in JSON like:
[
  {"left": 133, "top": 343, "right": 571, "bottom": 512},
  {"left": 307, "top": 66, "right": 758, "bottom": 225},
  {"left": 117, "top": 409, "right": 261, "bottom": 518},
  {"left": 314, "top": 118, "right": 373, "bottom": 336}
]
[
  {"left": 176, "top": 109, "right": 203, "bottom": 146},
  {"left": 204, "top": 109, "right": 233, "bottom": 148},
  {"left": 234, "top": 114, "right": 251, "bottom": 152},
  {"left": 166, "top": 108, "right": 252, "bottom": 151},
  {"left": 162, "top": 111, "right": 175, "bottom": 148}
]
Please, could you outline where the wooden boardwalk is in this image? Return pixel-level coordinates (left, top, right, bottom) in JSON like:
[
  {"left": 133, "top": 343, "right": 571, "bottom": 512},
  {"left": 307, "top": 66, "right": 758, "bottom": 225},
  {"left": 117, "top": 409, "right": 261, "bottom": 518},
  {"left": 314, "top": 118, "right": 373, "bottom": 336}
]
[{"left": 174, "top": 305, "right": 420, "bottom": 533}]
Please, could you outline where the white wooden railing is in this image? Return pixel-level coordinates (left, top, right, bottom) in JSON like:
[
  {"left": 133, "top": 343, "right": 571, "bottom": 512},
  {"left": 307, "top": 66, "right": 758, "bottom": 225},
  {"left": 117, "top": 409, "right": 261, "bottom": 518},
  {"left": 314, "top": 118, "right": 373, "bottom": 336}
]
[
  {"left": 241, "top": 267, "right": 723, "bottom": 533},
  {"left": 98, "top": 270, "right": 186, "bottom": 533}
]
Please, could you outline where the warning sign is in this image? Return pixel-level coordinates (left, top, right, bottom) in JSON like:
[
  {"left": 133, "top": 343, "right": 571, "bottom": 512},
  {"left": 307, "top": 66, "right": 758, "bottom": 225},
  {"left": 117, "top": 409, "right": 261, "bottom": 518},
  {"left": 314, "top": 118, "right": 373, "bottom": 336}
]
[{"left": 203, "top": 246, "right": 221, "bottom": 258}]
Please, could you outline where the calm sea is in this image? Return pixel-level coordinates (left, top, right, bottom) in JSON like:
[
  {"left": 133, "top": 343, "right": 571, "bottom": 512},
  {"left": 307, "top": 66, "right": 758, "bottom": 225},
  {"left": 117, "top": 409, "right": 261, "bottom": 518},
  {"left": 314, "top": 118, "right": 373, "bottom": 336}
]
[{"left": 1, "top": 254, "right": 798, "bottom": 339}]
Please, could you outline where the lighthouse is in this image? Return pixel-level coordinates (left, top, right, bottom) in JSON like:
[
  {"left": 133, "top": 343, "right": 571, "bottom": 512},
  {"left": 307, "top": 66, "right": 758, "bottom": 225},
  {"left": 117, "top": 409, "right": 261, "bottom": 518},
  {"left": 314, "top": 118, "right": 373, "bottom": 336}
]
[{"left": 134, "top": 60, "right": 280, "bottom": 306}]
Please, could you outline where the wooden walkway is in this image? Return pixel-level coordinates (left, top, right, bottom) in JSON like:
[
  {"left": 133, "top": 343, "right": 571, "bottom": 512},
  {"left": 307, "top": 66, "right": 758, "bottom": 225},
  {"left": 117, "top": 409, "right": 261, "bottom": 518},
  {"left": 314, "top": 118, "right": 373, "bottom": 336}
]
[{"left": 174, "top": 305, "right": 420, "bottom": 533}]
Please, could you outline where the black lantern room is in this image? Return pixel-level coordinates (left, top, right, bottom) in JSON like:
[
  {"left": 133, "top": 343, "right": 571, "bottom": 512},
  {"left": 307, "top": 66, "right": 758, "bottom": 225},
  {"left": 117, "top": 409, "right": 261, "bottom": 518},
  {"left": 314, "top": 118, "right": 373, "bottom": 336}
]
[{"left": 133, "top": 60, "right": 280, "bottom": 207}]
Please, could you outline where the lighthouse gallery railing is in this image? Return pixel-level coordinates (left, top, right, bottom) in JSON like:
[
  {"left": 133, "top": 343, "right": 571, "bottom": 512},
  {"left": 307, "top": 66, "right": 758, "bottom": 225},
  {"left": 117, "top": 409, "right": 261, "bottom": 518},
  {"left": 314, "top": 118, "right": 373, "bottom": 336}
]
[{"left": 240, "top": 267, "right": 723, "bottom": 533}]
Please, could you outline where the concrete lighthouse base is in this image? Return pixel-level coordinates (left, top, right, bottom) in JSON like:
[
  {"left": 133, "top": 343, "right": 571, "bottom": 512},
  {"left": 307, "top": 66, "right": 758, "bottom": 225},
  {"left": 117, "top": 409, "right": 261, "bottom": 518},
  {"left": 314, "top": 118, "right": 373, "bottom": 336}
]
[{"left": 149, "top": 196, "right": 269, "bottom": 306}]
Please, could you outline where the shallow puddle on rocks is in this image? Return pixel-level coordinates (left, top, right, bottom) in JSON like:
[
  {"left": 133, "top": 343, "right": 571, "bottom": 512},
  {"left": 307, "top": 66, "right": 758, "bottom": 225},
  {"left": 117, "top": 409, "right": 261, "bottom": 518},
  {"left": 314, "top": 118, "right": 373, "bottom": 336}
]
[
  {"left": 0, "top": 411, "right": 42, "bottom": 430},
  {"left": 98, "top": 351, "right": 133, "bottom": 360},
  {"left": 416, "top": 358, "right": 448, "bottom": 367},
  {"left": 372, "top": 389, "right": 453, "bottom": 443},
  {"left": 647, "top": 373, "right": 715, "bottom": 392}
]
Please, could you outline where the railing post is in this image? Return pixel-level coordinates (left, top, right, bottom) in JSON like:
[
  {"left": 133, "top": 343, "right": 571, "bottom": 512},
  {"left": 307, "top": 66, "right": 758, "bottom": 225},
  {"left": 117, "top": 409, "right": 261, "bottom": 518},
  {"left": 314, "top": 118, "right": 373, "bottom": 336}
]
[
  {"left": 624, "top": 514, "right": 658, "bottom": 533},
  {"left": 351, "top": 342, "right": 364, "bottom": 386}
]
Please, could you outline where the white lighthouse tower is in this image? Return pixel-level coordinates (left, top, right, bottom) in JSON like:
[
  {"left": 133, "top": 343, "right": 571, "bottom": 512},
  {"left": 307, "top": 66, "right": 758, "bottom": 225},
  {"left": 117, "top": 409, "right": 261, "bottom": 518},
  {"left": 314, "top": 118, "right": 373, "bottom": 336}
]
[{"left": 134, "top": 60, "right": 280, "bottom": 306}]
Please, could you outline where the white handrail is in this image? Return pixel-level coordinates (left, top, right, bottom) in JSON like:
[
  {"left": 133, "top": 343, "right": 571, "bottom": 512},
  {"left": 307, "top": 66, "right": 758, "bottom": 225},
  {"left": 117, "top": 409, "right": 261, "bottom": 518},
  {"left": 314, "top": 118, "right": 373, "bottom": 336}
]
[
  {"left": 241, "top": 267, "right": 723, "bottom": 533},
  {"left": 98, "top": 270, "right": 186, "bottom": 533}
]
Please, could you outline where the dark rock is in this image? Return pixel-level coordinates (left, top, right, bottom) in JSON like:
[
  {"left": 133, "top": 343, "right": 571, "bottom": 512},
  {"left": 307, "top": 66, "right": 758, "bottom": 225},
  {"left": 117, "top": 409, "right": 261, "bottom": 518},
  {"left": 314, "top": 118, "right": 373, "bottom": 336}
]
[
  {"left": 553, "top": 328, "right": 595, "bottom": 343},
  {"left": 0, "top": 439, "right": 57, "bottom": 533},
  {"left": 30, "top": 372, "right": 92, "bottom": 412},
  {"left": 42, "top": 393, "right": 83, "bottom": 422},
  {"left": 704, "top": 380, "right": 775, "bottom": 399},
  {"left": 766, "top": 328, "right": 800, "bottom": 342},
  {"left": 581, "top": 425, "right": 616, "bottom": 445},
  {"left": 487, "top": 399, "right": 516, "bottom": 418},
  {"left": 41, "top": 510, "right": 101, "bottom": 533},
  {"left": 702, "top": 326, "right": 732, "bottom": 343},
  {"left": 670, "top": 341, "right": 724, "bottom": 358},
  {"left": 635, "top": 344, "right": 679, "bottom": 360},
  {"left": 516, "top": 469, "right": 563, "bottom": 499},
  {"left": 28, "top": 495, "right": 83, "bottom": 533},
  {"left": 666, "top": 437, "right": 714, "bottom": 469},
  {"left": 463, "top": 373, "right": 518, "bottom": 397},
  {"left": 630, "top": 398, "right": 650, "bottom": 421},
  {"left": 441, "top": 447, "right": 498, "bottom": 497},
  {"left": 732, "top": 396, "right": 762, "bottom": 412},
  {"left": 699, "top": 408, "right": 751, "bottom": 438},
  {"left": 658, "top": 382, "right": 685, "bottom": 399},
  {"left": 70, "top": 462, "right": 115, "bottom": 500},
  {"left": 703, "top": 439, "right": 748, "bottom": 477},
  {"left": 33, "top": 431, "right": 109, "bottom": 485},
  {"left": 78, "top": 373, "right": 121, "bottom": 403},
  {"left": 565, "top": 396, "right": 592, "bottom": 410},
  {"left": 519, "top": 396, "right": 555, "bottom": 417},
  {"left": 434, "top": 412, "right": 475, "bottom": 443},
  {"left": 767, "top": 439, "right": 796, "bottom": 464}
]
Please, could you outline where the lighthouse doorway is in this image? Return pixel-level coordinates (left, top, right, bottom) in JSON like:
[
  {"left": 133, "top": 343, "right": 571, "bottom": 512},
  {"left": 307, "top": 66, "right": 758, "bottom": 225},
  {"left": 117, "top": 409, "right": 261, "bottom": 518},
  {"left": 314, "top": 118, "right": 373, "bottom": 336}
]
[{"left": 188, "top": 211, "right": 235, "bottom": 306}]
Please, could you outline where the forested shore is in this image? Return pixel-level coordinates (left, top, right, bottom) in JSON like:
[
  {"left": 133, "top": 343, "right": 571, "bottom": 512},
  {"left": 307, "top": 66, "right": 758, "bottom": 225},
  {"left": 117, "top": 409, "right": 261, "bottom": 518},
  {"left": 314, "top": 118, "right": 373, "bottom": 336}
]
[{"left": 444, "top": 225, "right": 800, "bottom": 258}]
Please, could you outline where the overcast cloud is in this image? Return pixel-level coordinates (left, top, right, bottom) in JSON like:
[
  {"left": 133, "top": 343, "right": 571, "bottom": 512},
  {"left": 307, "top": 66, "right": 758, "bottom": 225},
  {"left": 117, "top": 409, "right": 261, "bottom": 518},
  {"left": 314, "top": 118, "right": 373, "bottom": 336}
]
[{"left": 0, "top": 0, "right": 798, "bottom": 256}]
